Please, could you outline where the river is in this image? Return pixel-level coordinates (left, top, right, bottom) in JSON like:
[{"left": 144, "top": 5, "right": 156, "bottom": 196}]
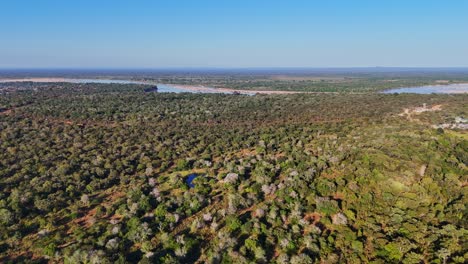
[
  {"left": 0, "top": 78, "right": 235, "bottom": 94},
  {"left": 382, "top": 83, "right": 468, "bottom": 94},
  {"left": 2, "top": 78, "right": 467, "bottom": 94}
]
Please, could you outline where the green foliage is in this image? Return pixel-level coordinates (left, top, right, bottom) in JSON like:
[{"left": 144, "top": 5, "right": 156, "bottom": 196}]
[
  {"left": 225, "top": 216, "right": 242, "bottom": 232},
  {"left": 0, "top": 81, "right": 466, "bottom": 263},
  {"left": 176, "top": 159, "right": 190, "bottom": 171},
  {"left": 42, "top": 242, "right": 57, "bottom": 258}
]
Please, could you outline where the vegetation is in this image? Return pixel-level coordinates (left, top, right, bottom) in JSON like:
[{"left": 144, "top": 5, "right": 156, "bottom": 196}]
[
  {"left": 142, "top": 70, "right": 468, "bottom": 92},
  {"left": 0, "top": 81, "right": 466, "bottom": 263}
]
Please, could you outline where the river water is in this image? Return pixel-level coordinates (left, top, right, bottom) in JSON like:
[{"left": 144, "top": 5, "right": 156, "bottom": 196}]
[
  {"left": 0, "top": 78, "right": 226, "bottom": 94},
  {"left": 2, "top": 78, "right": 467, "bottom": 94},
  {"left": 382, "top": 83, "right": 468, "bottom": 94}
]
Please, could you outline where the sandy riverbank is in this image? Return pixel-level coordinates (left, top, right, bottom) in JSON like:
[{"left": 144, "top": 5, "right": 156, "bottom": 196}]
[
  {"left": 168, "top": 84, "right": 314, "bottom": 95},
  {"left": 0, "top": 78, "right": 329, "bottom": 94},
  {"left": 444, "top": 89, "right": 468, "bottom": 94}
]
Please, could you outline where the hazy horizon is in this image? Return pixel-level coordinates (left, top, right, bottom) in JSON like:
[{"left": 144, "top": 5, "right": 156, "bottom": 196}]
[{"left": 1, "top": 0, "right": 468, "bottom": 68}]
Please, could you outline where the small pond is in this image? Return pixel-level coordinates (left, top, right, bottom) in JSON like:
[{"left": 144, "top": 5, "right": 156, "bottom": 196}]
[{"left": 185, "top": 174, "right": 199, "bottom": 188}]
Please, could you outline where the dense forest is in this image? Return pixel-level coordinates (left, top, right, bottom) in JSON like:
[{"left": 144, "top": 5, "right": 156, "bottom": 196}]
[{"left": 0, "top": 82, "right": 466, "bottom": 263}]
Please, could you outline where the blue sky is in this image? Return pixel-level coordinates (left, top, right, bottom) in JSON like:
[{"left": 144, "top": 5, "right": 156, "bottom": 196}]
[{"left": 1, "top": 0, "right": 467, "bottom": 68}]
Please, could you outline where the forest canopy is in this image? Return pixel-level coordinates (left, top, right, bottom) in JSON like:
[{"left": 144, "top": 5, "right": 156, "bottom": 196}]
[{"left": 0, "top": 81, "right": 466, "bottom": 263}]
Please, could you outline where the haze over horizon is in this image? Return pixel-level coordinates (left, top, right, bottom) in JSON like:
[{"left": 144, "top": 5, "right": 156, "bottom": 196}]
[{"left": 1, "top": 0, "right": 468, "bottom": 69}]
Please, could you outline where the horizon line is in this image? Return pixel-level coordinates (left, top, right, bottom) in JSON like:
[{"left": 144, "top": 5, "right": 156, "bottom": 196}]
[{"left": 2, "top": 66, "right": 468, "bottom": 71}]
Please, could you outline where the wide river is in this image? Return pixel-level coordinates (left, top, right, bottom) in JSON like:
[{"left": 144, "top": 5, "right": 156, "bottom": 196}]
[
  {"left": 382, "top": 83, "right": 468, "bottom": 94},
  {"left": 1, "top": 78, "right": 467, "bottom": 94},
  {"left": 0, "top": 78, "right": 240, "bottom": 94}
]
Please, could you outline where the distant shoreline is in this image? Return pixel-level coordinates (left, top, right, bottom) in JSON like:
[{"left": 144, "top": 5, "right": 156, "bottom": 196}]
[
  {"left": 0, "top": 78, "right": 314, "bottom": 95},
  {"left": 2, "top": 78, "right": 466, "bottom": 95},
  {"left": 166, "top": 84, "right": 308, "bottom": 95},
  {"left": 0, "top": 77, "right": 70, "bottom": 83}
]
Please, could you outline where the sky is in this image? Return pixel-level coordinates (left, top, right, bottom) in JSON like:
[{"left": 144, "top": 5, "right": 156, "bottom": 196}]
[{"left": 1, "top": 0, "right": 467, "bottom": 68}]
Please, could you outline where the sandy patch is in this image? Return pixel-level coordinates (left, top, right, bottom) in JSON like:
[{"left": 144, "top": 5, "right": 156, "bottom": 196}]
[
  {"left": 0, "top": 78, "right": 342, "bottom": 94},
  {"left": 169, "top": 84, "right": 335, "bottom": 95},
  {"left": 399, "top": 104, "right": 442, "bottom": 118},
  {"left": 0, "top": 109, "right": 12, "bottom": 115},
  {"left": 444, "top": 89, "right": 468, "bottom": 94}
]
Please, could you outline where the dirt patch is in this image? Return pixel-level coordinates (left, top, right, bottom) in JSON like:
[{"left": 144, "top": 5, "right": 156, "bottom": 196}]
[
  {"left": 321, "top": 168, "right": 343, "bottom": 179},
  {"left": 0, "top": 109, "right": 12, "bottom": 115},
  {"left": 430, "top": 104, "right": 442, "bottom": 111},
  {"left": 106, "top": 190, "right": 125, "bottom": 203},
  {"left": 399, "top": 104, "right": 443, "bottom": 122},
  {"left": 69, "top": 190, "right": 125, "bottom": 231},
  {"left": 304, "top": 212, "right": 322, "bottom": 225},
  {"left": 72, "top": 208, "right": 97, "bottom": 229},
  {"left": 237, "top": 148, "right": 257, "bottom": 157}
]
